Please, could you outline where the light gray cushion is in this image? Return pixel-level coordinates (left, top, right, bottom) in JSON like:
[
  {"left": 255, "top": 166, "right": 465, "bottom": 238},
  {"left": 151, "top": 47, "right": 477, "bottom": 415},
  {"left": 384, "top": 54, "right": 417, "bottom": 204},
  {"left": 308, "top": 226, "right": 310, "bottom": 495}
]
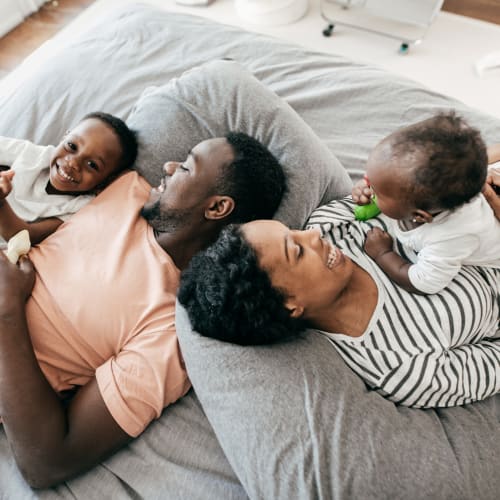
[
  {"left": 127, "top": 60, "right": 352, "bottom": 229},
  {"left": 0, "top": 391, "right": 246, "bottom": 500},
  {"left": 176, "top": 301, "right": 500, "bottom": 500}
]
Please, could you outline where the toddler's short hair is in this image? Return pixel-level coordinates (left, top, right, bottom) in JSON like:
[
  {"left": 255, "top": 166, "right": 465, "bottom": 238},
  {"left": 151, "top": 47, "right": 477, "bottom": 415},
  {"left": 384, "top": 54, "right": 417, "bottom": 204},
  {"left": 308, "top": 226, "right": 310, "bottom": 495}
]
[{"left": 390, "top": 111, "right": 487, "bottom": 211}]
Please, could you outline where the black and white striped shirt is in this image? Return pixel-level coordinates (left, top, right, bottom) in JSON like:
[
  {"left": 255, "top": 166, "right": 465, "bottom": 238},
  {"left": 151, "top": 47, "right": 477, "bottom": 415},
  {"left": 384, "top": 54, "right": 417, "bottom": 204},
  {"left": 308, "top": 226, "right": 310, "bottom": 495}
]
[{"left": 307, "top": 198, "right": 500, "bottom": 408}]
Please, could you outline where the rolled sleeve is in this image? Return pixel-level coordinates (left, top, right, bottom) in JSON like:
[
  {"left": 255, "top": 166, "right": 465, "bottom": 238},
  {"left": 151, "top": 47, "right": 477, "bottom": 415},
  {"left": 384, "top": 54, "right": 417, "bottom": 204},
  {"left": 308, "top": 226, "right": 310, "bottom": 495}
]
[{"left": 96, "top": 328, "right": 191, "bottom": 437}]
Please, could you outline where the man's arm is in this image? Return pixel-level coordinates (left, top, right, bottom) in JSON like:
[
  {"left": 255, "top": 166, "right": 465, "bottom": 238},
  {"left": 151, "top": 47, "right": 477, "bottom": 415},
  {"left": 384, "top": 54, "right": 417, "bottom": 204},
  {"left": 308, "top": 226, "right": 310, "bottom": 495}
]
[
  {"left": 364, "top": 227, "right": 422, "bottom": 294},
  {"left": 0, "top": 254, "right": 131, "bottom": 488}
]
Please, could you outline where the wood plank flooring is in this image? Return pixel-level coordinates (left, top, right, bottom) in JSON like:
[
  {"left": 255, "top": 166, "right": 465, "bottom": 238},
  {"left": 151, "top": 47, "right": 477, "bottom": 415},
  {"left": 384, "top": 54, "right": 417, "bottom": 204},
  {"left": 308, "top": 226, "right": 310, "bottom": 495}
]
[
  {"left": 0, "top": 0, "right": 96, "bottom": 79},
  {"left": 0, "top": 0, "right": 498, "bottom": 80},
  {"left": 443, "top": 0, "right": 500, "bottom": 25}
]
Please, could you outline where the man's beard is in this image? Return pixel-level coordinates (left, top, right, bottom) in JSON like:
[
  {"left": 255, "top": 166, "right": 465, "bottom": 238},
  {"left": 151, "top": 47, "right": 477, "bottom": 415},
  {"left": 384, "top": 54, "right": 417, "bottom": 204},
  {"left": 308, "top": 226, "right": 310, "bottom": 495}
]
[{"left": 140, "top": 199, "right": 191, "bottom": 233}]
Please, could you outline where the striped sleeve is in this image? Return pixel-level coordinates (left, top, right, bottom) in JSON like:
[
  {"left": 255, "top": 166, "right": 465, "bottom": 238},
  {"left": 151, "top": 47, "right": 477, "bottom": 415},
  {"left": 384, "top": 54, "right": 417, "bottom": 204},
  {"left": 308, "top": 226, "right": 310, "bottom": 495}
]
[{"left": 376, "top": 338, "right": 500, "bottom": 408}]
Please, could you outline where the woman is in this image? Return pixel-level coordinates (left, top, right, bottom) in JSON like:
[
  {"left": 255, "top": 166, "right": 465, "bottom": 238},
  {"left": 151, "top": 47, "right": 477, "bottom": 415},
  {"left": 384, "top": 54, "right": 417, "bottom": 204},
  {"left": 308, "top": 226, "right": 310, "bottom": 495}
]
[{"left": 179, "top": 175, "right": 500, "bottom": 409}]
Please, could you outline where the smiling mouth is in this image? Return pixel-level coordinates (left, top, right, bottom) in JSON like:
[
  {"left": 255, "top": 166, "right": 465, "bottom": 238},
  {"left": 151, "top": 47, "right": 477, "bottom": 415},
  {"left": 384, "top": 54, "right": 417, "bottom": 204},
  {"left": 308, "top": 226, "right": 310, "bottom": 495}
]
[
  {"left": 325, "top": 241, "right": 338, "bottom": 269},
  {"left": 152, "top": 177, "right": 166, "bottom": 195},
  {"left": 56, "top": 163, "right": 77, "bottom": 183}
]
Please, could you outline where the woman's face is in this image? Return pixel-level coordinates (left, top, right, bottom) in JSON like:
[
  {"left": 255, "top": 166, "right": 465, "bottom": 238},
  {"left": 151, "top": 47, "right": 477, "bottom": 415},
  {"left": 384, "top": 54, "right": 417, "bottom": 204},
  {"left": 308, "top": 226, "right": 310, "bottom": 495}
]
[{"left": 242, "top": 220, "right": 355, "bottom": 320}]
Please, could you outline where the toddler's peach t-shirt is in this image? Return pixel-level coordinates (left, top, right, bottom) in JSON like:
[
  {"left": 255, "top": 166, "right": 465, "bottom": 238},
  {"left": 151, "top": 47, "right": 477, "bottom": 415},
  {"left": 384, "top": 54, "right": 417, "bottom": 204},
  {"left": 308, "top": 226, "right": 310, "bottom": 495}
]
[{"left": 26, "top": 171, "right": 190, "bottom": 437}]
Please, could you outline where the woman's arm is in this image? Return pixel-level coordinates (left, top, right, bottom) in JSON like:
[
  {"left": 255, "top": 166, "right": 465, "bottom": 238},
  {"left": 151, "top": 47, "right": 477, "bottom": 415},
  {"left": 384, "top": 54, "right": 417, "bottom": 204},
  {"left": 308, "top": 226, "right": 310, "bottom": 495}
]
[
  {"left": 487, "top": 143, "right": 500, "bottom": 165},
  {"left": 379, "top": 338, "right": 500, "bottom": 408},
  {"left": 483, "top": 167, "right": 500, "bottom": 220},
  {"left": 0, "top": 254, "right": 131, "bottom": 488}
]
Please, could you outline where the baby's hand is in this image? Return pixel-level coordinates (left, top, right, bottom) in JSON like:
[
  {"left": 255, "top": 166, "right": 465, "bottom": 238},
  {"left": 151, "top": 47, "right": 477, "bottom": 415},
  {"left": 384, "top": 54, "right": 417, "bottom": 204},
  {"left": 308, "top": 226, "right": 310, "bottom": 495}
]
[
  {"left": 352, "top": 177, "right": 372, "bottom": 205},
  {"left": 0, "top": 170, "right": 15, "bottom": 200},
  {"left": 364, "top": 227, "right": 393, "bottom": 260}
]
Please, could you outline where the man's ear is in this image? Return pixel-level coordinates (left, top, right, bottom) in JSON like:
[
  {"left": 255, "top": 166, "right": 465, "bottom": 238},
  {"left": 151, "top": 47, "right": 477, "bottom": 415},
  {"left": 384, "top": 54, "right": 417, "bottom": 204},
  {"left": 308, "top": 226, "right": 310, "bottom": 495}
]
[
  {"left": 205, "top": 196, "right": 235, "bottom": 220},
  {"left": 284, "top": 298, "right": 304, "bottom": 319},
  {"left": 412, "top": 209, "right": 434, "bottom": 224}
]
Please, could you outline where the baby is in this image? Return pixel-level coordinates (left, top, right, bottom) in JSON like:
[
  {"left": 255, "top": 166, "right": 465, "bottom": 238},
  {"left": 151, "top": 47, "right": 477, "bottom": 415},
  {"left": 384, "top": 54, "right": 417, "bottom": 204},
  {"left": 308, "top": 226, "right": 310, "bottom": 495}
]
[
  {"left": 353, "top": 111, "right": 500, "bottom": 294},
  {"left": 0, "top": 111, "right": 137, "bottom": 245}
]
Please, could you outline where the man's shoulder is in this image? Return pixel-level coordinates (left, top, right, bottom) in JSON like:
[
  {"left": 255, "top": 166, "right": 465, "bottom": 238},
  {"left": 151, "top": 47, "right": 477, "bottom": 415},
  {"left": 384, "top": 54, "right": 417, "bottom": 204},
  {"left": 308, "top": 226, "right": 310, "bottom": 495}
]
[
  {"left": 112, "top": 170, "right": 150, "bottom": 190},
  {"left": 98, "top": 170, "right": 151, "bottom": 201}
]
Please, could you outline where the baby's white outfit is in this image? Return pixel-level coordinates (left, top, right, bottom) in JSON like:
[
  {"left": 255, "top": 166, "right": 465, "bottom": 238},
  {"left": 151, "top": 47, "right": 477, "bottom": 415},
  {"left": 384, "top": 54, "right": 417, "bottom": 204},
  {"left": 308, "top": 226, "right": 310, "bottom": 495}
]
[{"left": 391, "top": 194, "right": 500, "bottom": 294}]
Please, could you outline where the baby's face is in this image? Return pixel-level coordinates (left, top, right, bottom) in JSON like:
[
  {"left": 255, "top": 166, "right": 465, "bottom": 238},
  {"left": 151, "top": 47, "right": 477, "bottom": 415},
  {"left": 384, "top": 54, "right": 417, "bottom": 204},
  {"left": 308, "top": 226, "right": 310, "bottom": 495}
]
[
  {"left": 49, "top": 118, "right": 123, "bottom": 194},
  {"left": 365, "top": 142, "right": 416, "bottom": 221}
]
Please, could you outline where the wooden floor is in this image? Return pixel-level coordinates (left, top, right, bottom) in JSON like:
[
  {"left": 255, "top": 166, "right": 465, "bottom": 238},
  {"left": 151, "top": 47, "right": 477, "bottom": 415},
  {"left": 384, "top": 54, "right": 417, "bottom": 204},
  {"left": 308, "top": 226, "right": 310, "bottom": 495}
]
[
  {"left": 0, "top": 0, "right": 96, "bottom": 79},
  {"left": 0, "top": 0, "right": 498, "bottom": 79},
  {"left": 444, "top": 0, "right": 500, "bottom": 24}
]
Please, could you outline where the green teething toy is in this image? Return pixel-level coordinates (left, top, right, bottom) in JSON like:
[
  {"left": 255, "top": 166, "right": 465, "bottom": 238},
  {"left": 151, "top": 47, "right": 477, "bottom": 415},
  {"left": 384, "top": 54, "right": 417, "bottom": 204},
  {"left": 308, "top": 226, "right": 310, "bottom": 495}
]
[{"left": 354, "top": 195, "right": 381, "bottom": 221}]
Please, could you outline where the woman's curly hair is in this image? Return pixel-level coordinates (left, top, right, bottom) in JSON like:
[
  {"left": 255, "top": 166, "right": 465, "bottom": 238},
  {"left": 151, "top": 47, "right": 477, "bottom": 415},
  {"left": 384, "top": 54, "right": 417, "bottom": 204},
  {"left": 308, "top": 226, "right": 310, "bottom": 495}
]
[{"left": 178, "top": 224, "right": 307, "bottom": 345}]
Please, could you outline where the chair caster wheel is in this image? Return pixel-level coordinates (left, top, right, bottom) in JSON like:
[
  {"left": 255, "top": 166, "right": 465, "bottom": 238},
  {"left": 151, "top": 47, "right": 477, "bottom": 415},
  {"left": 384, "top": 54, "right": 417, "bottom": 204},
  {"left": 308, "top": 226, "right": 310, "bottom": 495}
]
[
  {"left": 399, "top": 42, "right": 409, "bottom": 54},
  {"left": 323, "top": 24, "right": 334, "bottom": 37}
]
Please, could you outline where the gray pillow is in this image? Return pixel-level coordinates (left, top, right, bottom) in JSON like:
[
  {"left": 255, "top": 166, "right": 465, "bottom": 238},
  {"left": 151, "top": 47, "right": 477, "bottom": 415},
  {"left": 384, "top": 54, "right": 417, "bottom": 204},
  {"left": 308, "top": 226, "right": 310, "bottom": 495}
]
[
  {"left": 176, "top": 301, "right": 500, "bottom": 500},
  {"left": 127, "top": 60, "right": 352, "bottom": 229}
]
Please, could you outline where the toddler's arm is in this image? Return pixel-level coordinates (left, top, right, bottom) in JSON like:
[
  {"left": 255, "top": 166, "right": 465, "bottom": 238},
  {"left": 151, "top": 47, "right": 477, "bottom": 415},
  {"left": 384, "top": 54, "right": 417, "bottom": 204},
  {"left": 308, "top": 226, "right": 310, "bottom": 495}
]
[
  {"left": 364, "top": 227, "right": 423, "bottom": 293},
  {"left": 0, "top": 171, "right": 62, "bottom": 244}
]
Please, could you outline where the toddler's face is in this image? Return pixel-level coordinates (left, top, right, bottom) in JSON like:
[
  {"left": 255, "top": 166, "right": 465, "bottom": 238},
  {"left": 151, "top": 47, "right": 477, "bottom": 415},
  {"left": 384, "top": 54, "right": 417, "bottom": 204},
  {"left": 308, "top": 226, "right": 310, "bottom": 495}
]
[
  {"left": 48, "top": 118, "right": 123, "bottom": 194},
  {"left": 365, "top": 142, "right": 415, "bottom": 221}
]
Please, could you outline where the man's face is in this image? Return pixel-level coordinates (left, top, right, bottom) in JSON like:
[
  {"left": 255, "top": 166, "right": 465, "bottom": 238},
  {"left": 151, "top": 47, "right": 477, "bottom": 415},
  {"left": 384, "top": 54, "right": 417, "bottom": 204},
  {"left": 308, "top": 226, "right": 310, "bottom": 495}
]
[{"left": 140, "top": 138, "right": 234, "bottom": 232}]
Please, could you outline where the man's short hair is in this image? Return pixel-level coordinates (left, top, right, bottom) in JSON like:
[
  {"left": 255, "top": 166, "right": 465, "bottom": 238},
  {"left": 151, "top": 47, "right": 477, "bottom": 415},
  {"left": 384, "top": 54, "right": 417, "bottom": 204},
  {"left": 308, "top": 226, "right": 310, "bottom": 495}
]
[{"left": 217, "top": 132, "right": 286, "bottom": 222}]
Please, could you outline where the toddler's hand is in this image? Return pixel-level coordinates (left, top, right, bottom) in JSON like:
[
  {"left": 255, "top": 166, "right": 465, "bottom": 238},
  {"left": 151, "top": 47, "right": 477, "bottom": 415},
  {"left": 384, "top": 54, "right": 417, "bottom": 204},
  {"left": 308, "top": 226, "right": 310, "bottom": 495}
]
[
  {"left": 0, "top": 170, "right": 15, "bottom": 200},
  {"left": 352, "top": 177, "right": 372, "bottom": 205},
  {"left": 364, "top": 227, "right": 393, "bottom": 260}
]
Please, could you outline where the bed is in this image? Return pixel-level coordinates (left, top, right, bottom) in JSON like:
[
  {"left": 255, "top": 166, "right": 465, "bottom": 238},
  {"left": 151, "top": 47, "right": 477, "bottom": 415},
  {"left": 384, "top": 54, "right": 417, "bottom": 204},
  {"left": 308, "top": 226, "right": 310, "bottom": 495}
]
[{"left": 0, "top": 3, "right": 498, "bottom": 499}]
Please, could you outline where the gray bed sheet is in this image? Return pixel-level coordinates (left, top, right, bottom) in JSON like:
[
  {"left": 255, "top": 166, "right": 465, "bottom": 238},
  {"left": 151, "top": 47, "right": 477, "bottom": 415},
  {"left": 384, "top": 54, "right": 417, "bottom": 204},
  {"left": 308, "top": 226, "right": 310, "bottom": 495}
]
[{"left": 0, "top": 3, "right": 498, "bottom": 499}]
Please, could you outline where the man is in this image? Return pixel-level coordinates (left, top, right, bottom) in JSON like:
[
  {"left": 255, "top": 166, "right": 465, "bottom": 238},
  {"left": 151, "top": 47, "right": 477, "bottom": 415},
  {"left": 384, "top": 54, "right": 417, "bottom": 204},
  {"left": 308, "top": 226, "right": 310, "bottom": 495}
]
[{"left": 0, "top": 132, "right": 286, "bottom": 488}]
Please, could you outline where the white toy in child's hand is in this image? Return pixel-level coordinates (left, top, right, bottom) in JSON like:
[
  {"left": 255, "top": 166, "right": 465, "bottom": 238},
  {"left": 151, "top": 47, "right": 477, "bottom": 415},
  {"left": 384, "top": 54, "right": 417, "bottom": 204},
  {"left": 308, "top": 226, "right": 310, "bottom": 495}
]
[{"left": 6, "top": 229, "right": 31, "bottom": 264}]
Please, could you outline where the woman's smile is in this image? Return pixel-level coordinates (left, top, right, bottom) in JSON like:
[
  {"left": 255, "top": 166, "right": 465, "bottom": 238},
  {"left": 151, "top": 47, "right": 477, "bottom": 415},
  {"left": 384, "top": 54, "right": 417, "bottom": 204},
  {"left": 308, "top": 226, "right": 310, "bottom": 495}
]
[{"left": 322, "top": 238, "right": 343, "bottom": 269}]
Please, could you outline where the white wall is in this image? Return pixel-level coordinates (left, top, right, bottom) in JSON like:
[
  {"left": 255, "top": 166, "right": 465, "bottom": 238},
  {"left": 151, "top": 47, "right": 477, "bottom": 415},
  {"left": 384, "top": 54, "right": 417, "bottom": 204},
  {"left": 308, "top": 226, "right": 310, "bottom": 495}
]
[{"left": 0, "top": 0, "right": 46, "bottom": 38}]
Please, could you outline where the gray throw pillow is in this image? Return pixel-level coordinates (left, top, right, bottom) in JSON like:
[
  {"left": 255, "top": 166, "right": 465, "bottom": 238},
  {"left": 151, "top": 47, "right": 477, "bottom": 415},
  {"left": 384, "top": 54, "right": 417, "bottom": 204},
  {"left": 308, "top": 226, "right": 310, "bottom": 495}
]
[{"left": 127, "top": 60, "right": 352, "bottom": 229}]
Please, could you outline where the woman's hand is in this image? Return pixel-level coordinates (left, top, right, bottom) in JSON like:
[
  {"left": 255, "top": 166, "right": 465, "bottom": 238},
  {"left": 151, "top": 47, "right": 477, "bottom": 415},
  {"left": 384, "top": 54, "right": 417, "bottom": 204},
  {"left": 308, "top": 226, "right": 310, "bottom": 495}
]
[
  {"left": 352, "top": 177, "right": 373, "bottom": 205},
  {"left": 483, "top": 166, "right": 500, "bottom": 221},
  {"left": 0, "top": 252, "right": 35, "bottom": 310},
  {"left": 364, "top": 227, "right": 393, "bottom": 260}
]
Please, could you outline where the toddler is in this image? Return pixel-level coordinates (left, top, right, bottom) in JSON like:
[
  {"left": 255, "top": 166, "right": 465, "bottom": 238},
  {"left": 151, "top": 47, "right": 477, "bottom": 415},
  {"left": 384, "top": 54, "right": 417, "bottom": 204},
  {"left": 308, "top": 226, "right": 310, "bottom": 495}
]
[
  {"left": 353, "top": 111, "right": 500, "bottom": 294},
  {"left": 0, "top": 112, "right": 137, "bottom": 244}
]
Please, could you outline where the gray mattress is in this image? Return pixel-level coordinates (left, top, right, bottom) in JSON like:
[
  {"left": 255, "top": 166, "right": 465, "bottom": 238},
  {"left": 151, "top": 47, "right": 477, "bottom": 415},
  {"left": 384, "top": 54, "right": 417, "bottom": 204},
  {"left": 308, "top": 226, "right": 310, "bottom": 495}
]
[{"left": 0, "top": 3, "right": 498, "bottom": 499}]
